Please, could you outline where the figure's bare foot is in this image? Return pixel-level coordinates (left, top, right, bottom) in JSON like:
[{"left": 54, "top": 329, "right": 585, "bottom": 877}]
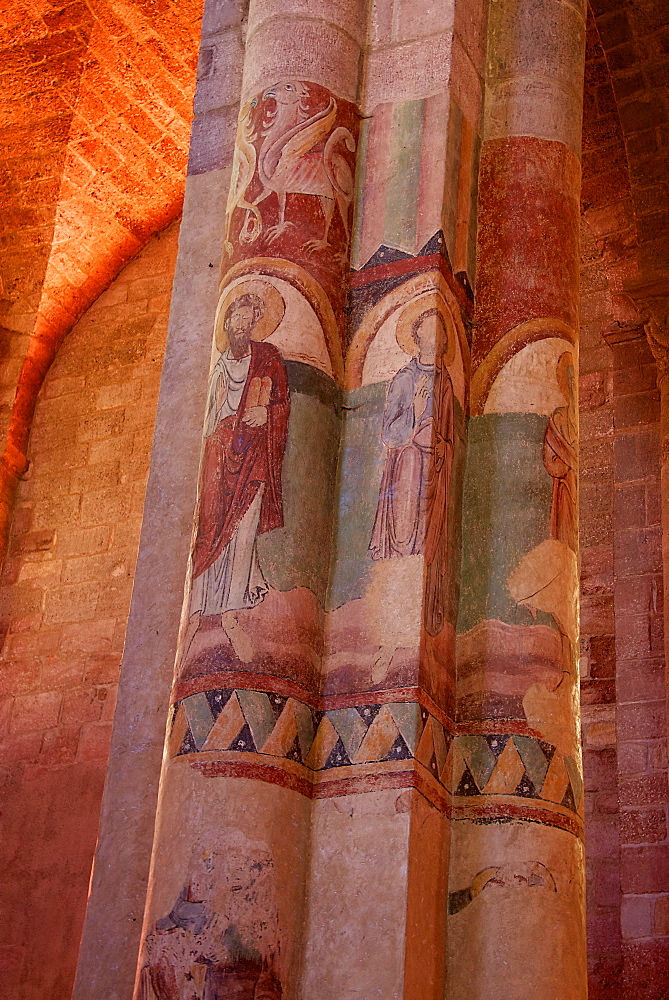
[
  {"left": 371, "top": 645, "right": 395, "bottom": 684},
  {"left": 221, "top": 612, "right": 255, "bottom": 664}
]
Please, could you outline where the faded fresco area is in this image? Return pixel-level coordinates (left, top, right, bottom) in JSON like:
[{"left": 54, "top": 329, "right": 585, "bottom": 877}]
[
  {"left": 149, "top": 71, "right": 584, "bottom": 1000},
  {"left": 457, "top": 336, "right": 579, "bottom": 757},
  {"left": 139, "top": 839, "right": 282, "bottom": 999},
  {"left": 134, "top": 763, "right": 312, "bottom": 1000},
  {"left": 173, "top": 78, "right": 356, "bottom": 695},
  {"left": 325, "top": 280, "right": 468, "bottom": 710},
  {"left": 447, "top": 821, "right": 586, "bottom": 1000},
  {"left": 172, "top": 80, "right": 469, "bottom": 720},
  {"left": 223, "top": 81, "right": 359, "bottom": 329},
  {"left": 176, "top": 270, "right": 340, "bottom": 693}
]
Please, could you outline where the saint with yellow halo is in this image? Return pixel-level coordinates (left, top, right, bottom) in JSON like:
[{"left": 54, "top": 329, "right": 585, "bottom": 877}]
[{"left": 369, "top": 293, "right": 456, "bottom": 637}]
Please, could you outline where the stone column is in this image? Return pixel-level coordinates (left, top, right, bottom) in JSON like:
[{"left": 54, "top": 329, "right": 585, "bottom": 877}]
[
  {"left": 448, "top": 2, "right": 588, "bottom": 998},
  {"left": 614, "top": 278, "right": 669, "bottom": 981},
  {"left": 294, "top": 0, "right": 490, "bottom": 995},
  {"left": 72, "top": 4, "right": 249, "bottom": 999},
  {"left": 130, "top": 3, "right": 367, "bottom": 999}
]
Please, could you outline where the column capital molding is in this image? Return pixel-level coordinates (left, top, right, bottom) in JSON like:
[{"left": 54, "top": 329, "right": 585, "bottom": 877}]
[
  {"left": 645, "top": 317, "right": 669, "bottom": 389},
  {"left": 600, "top": 321, "right": 647, "bottom": 348},
  {"left": 623, "top": 271, "right": 669, "bottom": 388}
]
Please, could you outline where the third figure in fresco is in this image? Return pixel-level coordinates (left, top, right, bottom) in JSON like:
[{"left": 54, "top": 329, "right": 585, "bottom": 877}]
[
  {"left": 187, "top": 288, "right": 290, "bottom": 661},
  {"left": 369, "top": 305, "right": 455, "bottom": 636},
  {"left": 543, "top": 351, "right": 577, "bottom": 553}
]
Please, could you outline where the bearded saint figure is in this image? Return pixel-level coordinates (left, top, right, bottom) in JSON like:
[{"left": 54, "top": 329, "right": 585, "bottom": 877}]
[{"left": 185, "top": 291, "right": 290, "bottom": 662}]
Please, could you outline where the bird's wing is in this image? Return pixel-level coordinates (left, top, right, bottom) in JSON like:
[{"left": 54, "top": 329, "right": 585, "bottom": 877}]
[{"left": 276, "top": 100, "right": 337, "bottom": 169}]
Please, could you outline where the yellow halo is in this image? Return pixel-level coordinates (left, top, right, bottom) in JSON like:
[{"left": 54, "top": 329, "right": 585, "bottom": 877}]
[
  {"left": 215, "top": 278, "right": 286, "bottom": 352},
  {"left": 556, "top": 350, "right": 575, "bottom": 401},
  {"left": 395, "top": 292, "right": 456, "bottom": 365}
]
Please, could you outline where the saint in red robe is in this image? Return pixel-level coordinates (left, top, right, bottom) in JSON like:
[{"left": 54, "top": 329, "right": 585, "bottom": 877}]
[{"left": 192, "top": 341, "right": 290, "bottom": 589}]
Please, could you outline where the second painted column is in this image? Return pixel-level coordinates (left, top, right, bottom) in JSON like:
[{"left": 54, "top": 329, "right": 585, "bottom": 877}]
[{"left": 447, "top": 1, "right": 588, "bottom": 998}]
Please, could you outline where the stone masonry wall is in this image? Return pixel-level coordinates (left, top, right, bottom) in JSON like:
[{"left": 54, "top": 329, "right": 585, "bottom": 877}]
[
  {"left": 611, "top": 331, "right": 669, "bottom": 996},
  {"left": 0, "top": 218, "right": 179, "bottom": 1000},
  {"left": 579, "top": 231, "right": 621, "bottom": 1000},
  {"left": 579, "top": 20, "right": 626, "bottom": 995},
  {"left": 580, "top": 12, "right": 669, "bottom": 997}
]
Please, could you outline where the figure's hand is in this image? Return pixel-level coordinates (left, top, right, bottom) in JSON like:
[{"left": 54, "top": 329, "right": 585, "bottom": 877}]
[
  {"left": 215, "top": 372, "right": 228, "bottom": 414},
  {"left": 242, "top": 405, "right": 268, "bottom": 427},
  {"left": 543, "top": 444, "right": 569, "bottom": 479},
  {"left": 414, "top": 378, "right": 430, "bottom": 418}
]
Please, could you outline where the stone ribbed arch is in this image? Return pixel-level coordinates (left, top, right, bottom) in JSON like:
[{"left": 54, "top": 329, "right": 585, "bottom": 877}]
[{"left": 0, "top": 0, "right": 204, "bottom": 567}]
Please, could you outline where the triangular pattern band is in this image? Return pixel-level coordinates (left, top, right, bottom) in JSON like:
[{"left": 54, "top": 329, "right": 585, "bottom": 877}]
[{"left": 169, "top": 689, "right": 583, "bottom": 825}]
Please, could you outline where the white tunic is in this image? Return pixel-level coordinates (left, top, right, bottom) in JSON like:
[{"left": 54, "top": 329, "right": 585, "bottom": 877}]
[{"left": 190, "top": 350, "right": 269, "bottom": 617}]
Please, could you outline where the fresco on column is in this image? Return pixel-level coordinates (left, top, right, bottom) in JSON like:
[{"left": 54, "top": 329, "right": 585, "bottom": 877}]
[
  {"left": 169, "top": 258, "right": 471, "bottom": 798},
  {"left": 174, "top": 81, "right": 358, "bottom": 697},
  {"left": 444, "top": 330, "right": 584, "bottom": 1000},
  {"left": 163, "top": 83, "right": 585, "bottom": 859},
  {"left": 453, "top": 329, "right": 583, "bottom": 837},
  {"left": 135, "top": 759, "right": 313, "bottom": 1000},
  {"left": 326, "top": 266, "right": 468, "bottom": 715},
  {"left": 138, "top": 835, "right": 283, "bottom": 999},
  {"left": 141, "top": 78, "right": 474, "bottom": 998},
  {"left": 135, "top": 80, "right": 360, "bottom": 1000},
  {"left": 166, "top": 234, "right": 478, "bottom": 812},
  {"left": 170, "top": 80, "right": 472, "bottom": 813}
]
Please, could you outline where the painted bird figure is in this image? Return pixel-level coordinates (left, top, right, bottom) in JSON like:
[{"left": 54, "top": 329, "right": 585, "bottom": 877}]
[{"left": 253, "top": 81, "right": 356, "bottom": 253}]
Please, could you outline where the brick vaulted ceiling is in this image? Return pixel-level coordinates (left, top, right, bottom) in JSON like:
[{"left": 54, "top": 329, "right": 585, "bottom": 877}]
[
  {"left": 582, "top": 0, "right": 669, "bottom": 326},
  {"left": 0, "top": 0, "right": 204, "bottom": 555}
]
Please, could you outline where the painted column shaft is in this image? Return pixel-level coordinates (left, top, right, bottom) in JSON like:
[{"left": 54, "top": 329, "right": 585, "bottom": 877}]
[
  {"left": 130, "top": 0, "right": 490, "bottom": 996},
  {"left": 132, "top": 2, "right": 367, "bottom": 998},
  {"left": 299, "top": 2, "right": 487, "bottom": 996},
  {"left": 448, "top": 1, "right": 588, "bottom": 997}
]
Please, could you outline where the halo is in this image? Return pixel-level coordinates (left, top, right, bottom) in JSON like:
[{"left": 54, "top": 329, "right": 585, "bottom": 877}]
[
  {"left": 556, "top": 350, "right": 575, "bottom": 400},
  {"left": 394, "top": 292, "right": 456, "bottom": 365},
  {"left": 215, "top": 278, "right": 285, "bottom": 352}
]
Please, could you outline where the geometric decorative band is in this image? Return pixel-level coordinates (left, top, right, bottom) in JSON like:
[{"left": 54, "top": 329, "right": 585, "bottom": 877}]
[{"left": 169, "top": 688, "right": 584, "bottom": 833}]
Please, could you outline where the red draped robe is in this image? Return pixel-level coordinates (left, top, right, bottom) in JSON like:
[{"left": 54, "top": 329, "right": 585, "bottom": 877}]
[
  {"left": 192, "top": 341, "right": 290, "bottom": 582},
  {"left": 543, "top": 403, "right": 577, "bottom": 553}
]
